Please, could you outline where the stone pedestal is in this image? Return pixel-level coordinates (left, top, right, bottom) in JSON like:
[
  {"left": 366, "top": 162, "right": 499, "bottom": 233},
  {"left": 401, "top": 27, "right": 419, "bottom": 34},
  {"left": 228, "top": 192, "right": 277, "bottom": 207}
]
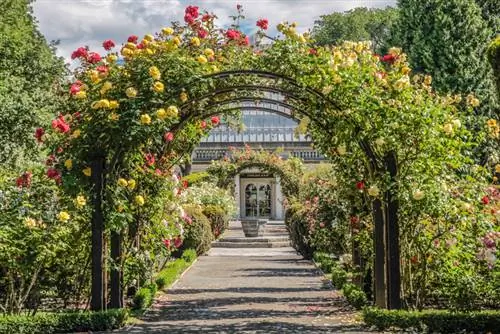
[{"left": 241, "top": 219, "right": 267, "bottom": 237}]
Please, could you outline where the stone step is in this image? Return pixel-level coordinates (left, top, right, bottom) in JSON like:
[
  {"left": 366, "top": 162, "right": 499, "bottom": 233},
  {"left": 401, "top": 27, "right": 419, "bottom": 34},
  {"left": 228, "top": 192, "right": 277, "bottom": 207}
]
[
  {"left": 212, "top": 241, "right": 291, "bottom": 248},
  {"left": 219, "top": 236, "right": 289, "bottom": 243}
]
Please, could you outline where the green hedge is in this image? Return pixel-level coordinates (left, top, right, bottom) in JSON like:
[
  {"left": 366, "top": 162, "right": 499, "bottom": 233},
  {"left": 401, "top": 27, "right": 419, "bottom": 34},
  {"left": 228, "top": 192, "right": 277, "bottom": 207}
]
[
  {"left": 203, "top": 204, "right": 230, "bottom": 238},
  {"left": 363, "top": 307, "right": 500, "bottom": 333},
  {"left": 182, "top": 205, "right": 214, "bottom": 255},
  {"left": 132, "top": 283, "right": 157, "bottom": 310},
  {"left": 342, "top": 283, "right": 368, "bottom": 310},
  {"left": 182, "top": 171, "right": 212, "bottom": 186},
  {"left": 0, "top": 309, "right": 128, "bottom": 334}
]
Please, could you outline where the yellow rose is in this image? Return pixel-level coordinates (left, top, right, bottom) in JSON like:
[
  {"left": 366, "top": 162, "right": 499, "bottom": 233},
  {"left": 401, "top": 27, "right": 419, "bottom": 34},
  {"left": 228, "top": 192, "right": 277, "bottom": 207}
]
[
  {"left": 466, "top": 94, "right": 480, "bottom": 107},
  {"left": 125, "top": 42, "right": 137, "bottom": 50},
  {"left": 83, "top": 167, "right": 92, "bottom": 177},
  {"left": 452, "top": 119, "right": 461, "bottom": 129},
  {"left": 88, "top": 70, "right": 100, "bottom": 83},
  {"left": 57, "top": 211, "right": 70, "bottom": 222},
  {"left": 156, "top": 108, "right": 167, "bottom": 120},
  {"left": 197, "top": 55, "right": 208, "bottom": 64},
  {"left": 180, "top": 92, "right": 188, "bottom": 102},
  {"left": 24, "top": 217, "right": 37, "bottom": 229},
  {"left": 149, "top": 66, "right": 161, "bottom": 80},
  {"left": 140, "top": 114, "right": 152, "bottom": 125},
  {"left": 191, "top": 37, "right": 201, "bottom": 46},
  {"left": 109, "top": 113, "right": 120, "bottom": 121},
  {"left": 336, "top": 144, "right": 346, "bottom": 155},
  {"left": 144, "top": 34, "right": 154, "bottom": 42},
  {"left": 71, "top": 129, "right": 81, "bottom": 139},
  {"left": 135, "top": 195, "right": 145, "bottom": 206},
  {"left": 145, "top": 48, "right": 154, "bottom": 56},
  {"left": 101, "top": 81, "right": 113, "bottom": 94},
  {"left": 204, "top": 48, "right": 215, "bottom": 57},
  {"left": 128, "top": 179, "right": 136, "bottom": 190},
  {"left": 117, "top": 178, "right": 128, "bottom": 187},
  {"left": 166, "top": 105, "right": 179, "bottom": 117},
  {"left": 401, "top": 66, "right": 411, "bottom": 75},
  {"left": 173, "top": 36, "right": 182, "bottom": 46},
  {"left": 75, "top": 91, "right": 87, "bottom": 99},
  {"left": 126, "top": 87, "right": 137, "bottom": 98},
  {"left": 412, "top": 190, "right": 425, "bottom": 201},
  {"left": 121, "top": 48, "right": 133, "bottom": 57},
  {"left": 298, "top": 34, "right": 307, "bottom": 43},
  {"left": 423, "top": 75, "right": 432, "bottom": 86},
  {"left": 162, "top": 27, "right": 174, "bottom": 35},
  {"left": 368, "top": 185, "right": 380, "bottom": 197},
  {"left": 153, "top": 81, "right": 164, "bottom": 93},
  {"left": 64, "top": 159, "right": 73, "bottom": 170},
  {"left": 75, "top": 195, "right": 86, "bottom": 208},
  {"left": 394, "top": 75, "right": 410, "bottom": 90},
  {"left": 443, "top": 123, "right": 454, "bottom": 135},
  {"left": 487, "top": 119, "right": 497, "bottom": 128},
  {"left": 495, "top": 164, "right": 500, "bottom": 173},
  {"left": 106, "top": 54, "right": 118, "bottom": 63},
  {"left": 109, "top": 100, "right": 119, "bottom": 109}
]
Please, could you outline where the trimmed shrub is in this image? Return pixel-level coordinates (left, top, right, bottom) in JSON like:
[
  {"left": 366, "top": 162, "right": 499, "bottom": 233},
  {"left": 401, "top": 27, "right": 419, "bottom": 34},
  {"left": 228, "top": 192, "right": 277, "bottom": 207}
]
[
  {"left": 342, "top": 283, "right": 368, "bottom": 310},
  {"left": 362, "top": 307, "right": 500, "bottom": 332},
  {"left": 286, "top": 203, "right": 314, "bottom": 259},
  {"left": 0, "top": 309, "right": 128, "bottom": 334},
  {"left": 181, "top": 249, "right": 197, "bottom": 263},
  {"left": 331, "top": 267, "right": 348, "bottom": 289},
  {"left": 132, "top": 283, "right": 157, "bottom": 310},
  {"left": 182, "top": 205, "right": 214, "bottom": 255},
  {"left": 203, "top": 204, "right": 230, "bottom": 238},
  {"left": 182, "top": 171, "right": 212, "bottom": 186}
]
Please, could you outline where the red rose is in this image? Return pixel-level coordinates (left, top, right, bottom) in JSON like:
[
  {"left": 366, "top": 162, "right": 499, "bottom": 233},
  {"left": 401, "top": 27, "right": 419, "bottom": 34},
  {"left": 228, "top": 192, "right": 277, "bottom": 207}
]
[
  {"left": 211, "top": 116, "right": 220, "bottom": 125},
  {"left": 145, "top": 153, "right": 155, "bottom": 166},
  {"left": 47, "top": 168, "right": 60, "bottom": 180},
  {"left": 200, "top": 120, "right": 207, "bottom": 129},
  {"left": 410, "top": 255, "right": 418, "bottom": 264},
  {"left": 380, "top": 54, "right": 397, "bottom": 64},
  {"left": 164, "top": 132, "right": 174, "bottom": 142},
  {"left": 56, "top": 147, "right": 64, "bottom": 154},
  {"left": 34, "top": 127, "right": 45, "bottom": 143},
  {"left": 155, "top": 169, "right": 162, "bottom": 176},
  {"left": 183, "top": 180, "right": 188, "bottom": 189},
  {"left": 46, "top": 155, "right": 55, "bottom": 166},
  {"left": 96, "top": 65, "right": 108, "bottom": 74},
  {"left": 136, "top": 42, "right": 144, "bottom": 50},
  {"left": 128, "top": 35, "right": 138, "bottom": 43},
  {"left": 237, "top": 4, "right": 242, "bottom": 10},
  {"left": 163, "top": 239, "right": 171, "bottom": 248},
  {"left": 51, "top": 116, "right": 70, "bottom": 134},
  {"left": 16, "top": 172, "right": 32, "bottom": 188},
  {"left": 70, "top": 83, "right": 81, "bottom": 95},
  {"left": 102, "top": 39, "right": 115, "bottom": 50},
  {"left": 184, "top": 13, "right": 195, "bottom": 24},
  {"left": 350, "top": 216, "right": 359, "bottom": 224},
  {"left": 309, "top": 48, "right": 318, "bottom": 56},
  {"left": 198, "top": 28, "right": 208, "bottom": 39},
  {"left": 185, "top": 5, "right": 199, "bottom": 18},
  {"left": 71, "top": 47, "right": 88, "bottom": 60},
  {"left": 173, "top": 236, "right": 183, "bottom": 248},
  {"left": 202, "top": 14, "right": 211, "bottom": 22},
  {"left": 319, "top": 222, "right": 325, "bottom": 228},
  {"left": 239, "top": 35, "right": 250, "bottom": 46},
  {"left": 356, "top": 181, "right": 365, "bottom": 190},
  {"left": 256, "top": 18, "right": 269, "bottom": 30},
  {"left": 482, "top": 196, "right": 490, "bottom": 205},
  {"left": 87, "top": 52, "right": 101, "bottom": 64},
  {"left": 226, "top": 29, "right": 241, "bottom": 40}
]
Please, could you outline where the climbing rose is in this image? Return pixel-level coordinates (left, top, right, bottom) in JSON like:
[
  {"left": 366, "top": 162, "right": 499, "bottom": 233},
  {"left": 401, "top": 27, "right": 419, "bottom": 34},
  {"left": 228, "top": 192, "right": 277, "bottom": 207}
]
[
  {"left": 51, "top": 116, "right": 70, "bottom": 134},
  {"left": 309, "top": 48, "right": 318, "bottom": 56},
  {"left": 200, "top": 120, "right": 207, "bottom": 129},
  {"left": 47, "top": 168, "right": 60, "bottom": 180},
  {"left": 34, "top": 128, "right": 45, "bottom": 142},
  {"left": 102, "top": 39, "right": 115, "bottom": 50},
  {"left": 202, "top": 14, "right": 211, "bottom": 22},
  {"left": 87, "top": 52, "right": 102, "bottom": 64},
  {"left": 240, "top": 36, "right": 250, "bottom": 46},
  {"left": 184, "top": 14, "right": 195, "bottom": 24},
  {"left": 96, "top": 65, "right": 108, "bottom": 74},
  {"left": 145, "top": 153, "right": 155, "bottom": 166},
  {"left": 70, "top": 82, "right": 81, "bottom": 95},
  {"left": 16, "top": 172, "right": 32, "bottom": 188},
  {"left": 185, "top": 5, "right": 199, "bottom": 18},
  {"left": 127, "top": 35, "right": 138, "bottom": 43},
  {"left": 173, "top": 237, "right": 183, "bottom": 248},
  {"left": 198, "top": 28, "right": 208, "bottom": 39},
  {"left": 211, "top": 116, "right": 220, "bottom": 125},
  {"left": 71, "top": 47, "right": 88, "bottom": 60},
  {"left": 356, "top": 181, "right": 365, "bottom": 190},
  {"left": 163, "top": 239, "right": 171, "bottom": 248},
  {"left": 256, "top": 18, "right": 269, "bottom": 30},
  {"left": 226, "top": 29, "right": 241, "bottom": 40},
  {"left": 482, "top": 196, "right": 490, "bottom": 205},
  {"left": 380, "top": 54, "right": 397, "bottom": 64}
]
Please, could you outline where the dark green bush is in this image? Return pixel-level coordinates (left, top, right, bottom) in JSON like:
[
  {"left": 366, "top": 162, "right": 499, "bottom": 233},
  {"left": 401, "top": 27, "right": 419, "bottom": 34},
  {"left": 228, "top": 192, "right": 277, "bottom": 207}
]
[
  {"left": 132, "top": 283, "right": 157, "bottom": 310},
  {"left": 363, "top": 307, "right": 500, "bottom": 333},
  {"left": 0, "top": 309, "right": 128, "bottom": 334},
  {"left": 342, "top": 283, "right": 368, "bottom": 310},
  {"left": 202, "top": 204, "right": 229, "bottom": 238},
  {"left": 181, "top": 249, "right": 197, "bottom": 263},
  {"left": 286, "top": 203, "right": 314, "bottom": 258},
  {"left": 331, "top": 267, "right": 348, "bottom": 289},
  {"left": 182, "top": 205, "right": 214, "bottom": 255}
]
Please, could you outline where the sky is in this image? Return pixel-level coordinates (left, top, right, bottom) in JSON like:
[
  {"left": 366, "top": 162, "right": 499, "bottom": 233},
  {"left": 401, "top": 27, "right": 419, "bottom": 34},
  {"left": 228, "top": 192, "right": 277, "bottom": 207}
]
[{"left": 33, "top": 0, "right": 396, "bottom": 63}]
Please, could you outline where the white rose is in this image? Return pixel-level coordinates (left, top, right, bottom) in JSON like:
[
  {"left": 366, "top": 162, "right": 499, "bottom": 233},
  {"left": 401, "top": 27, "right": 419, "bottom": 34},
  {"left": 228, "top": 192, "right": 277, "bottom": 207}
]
[
  {"left": 452, "top": 119, "right": 461, "bottom": 129},
  {"left": 443, "top": 123, "right": 454, "bottom": 135},
  {"left": 367, "top": 185, "right": 380, "bottom": 197},
  {"left": 412, "top": 189, "right": 425, "bottom": 201},
  {"left": 375, "top": 138, "right": 385, "bottom": 147}
]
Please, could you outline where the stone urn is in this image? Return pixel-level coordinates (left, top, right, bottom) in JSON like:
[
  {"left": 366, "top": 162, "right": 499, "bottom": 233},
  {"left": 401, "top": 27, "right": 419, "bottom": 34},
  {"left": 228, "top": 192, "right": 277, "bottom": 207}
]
[{"left": 241, "top": 219, "right": 267, "bottom": 237}]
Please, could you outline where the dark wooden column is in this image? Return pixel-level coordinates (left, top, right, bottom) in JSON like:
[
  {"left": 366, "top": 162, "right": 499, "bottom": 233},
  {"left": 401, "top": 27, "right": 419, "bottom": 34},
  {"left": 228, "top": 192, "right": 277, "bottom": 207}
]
[
  {"left": 91, "top": 156, "right": 105, "bottom": 311},
  {"left": 385, "top": 152, "right": 401, "bottom": 309},
  {"left": 372, "top": 198, "right": 387, "bottom": 308},
  {"left": 110, "top": 230, "right": 123, "bottom": 309}
]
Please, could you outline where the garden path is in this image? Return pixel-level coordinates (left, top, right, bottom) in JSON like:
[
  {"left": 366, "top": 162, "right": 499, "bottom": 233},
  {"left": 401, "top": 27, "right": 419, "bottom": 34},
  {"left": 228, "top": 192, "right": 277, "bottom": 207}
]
[{"left": 112, "top": 221, "right": 377, "bottom": 333}]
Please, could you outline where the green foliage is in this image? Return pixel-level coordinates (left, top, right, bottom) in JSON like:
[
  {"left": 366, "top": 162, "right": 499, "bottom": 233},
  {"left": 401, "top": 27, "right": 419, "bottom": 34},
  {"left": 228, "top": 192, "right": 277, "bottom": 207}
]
[
  {"left": 331, "top": 267, "right": 348, "bottom": 289},
  {"left": 182, "top": 172, "right": 212, "bottom": 186},
  {"left": 181, "top": 205, "right": 214, "bottom": 255},
  {"left": 203, "top": 204, "right": 230, "bottom": 238},
  {"left": 132, "top": 283, "right": 157, "bottom": 310},
  {"left": 342, "top": 283, "right": 368, "bottom": 310},
  {"left": 362, "top": 307, "right": 500, "bottom": 332},
  {"left": 313, "top": 7, "right": 399, "bottom": 54},
  {"left": 487, "top": 36, "right": 500, "bottom": 98},
  {"left": 0, "top": 0, "right": 65, "bottom": 165},
  {"left": 155, "top": 254, "right": 195, "bottom": 290},
  {"left": 181, "top": 249, "right": 197, "bottom": 263},
  {"left": 0, "top": 309, "right": 128, "bottom": 334},
  {"left": 396, "top": 0, "right": 498, "bottom": 117},
  {"left": 286, "top": 203, "right": 314, "bottom": 259}
]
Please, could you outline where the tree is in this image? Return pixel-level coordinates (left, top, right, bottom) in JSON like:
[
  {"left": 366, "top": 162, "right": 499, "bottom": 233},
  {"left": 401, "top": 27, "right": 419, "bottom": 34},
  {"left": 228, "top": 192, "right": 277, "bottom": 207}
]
[
  {"left": 312, "top": 7, "right": 399, "bottom": 54},
  {"left": 0, "top": 0, "right": 65, "bottom": 167},
  {"left": 396, "top": 0, "right": 498, "bottom": 118}
]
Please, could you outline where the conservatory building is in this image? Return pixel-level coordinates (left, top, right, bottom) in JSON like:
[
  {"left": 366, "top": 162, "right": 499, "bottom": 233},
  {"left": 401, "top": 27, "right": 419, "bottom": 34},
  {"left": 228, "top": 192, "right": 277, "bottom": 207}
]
[{"left": 191, "top": 104, "right": 325, "bottom": 220}]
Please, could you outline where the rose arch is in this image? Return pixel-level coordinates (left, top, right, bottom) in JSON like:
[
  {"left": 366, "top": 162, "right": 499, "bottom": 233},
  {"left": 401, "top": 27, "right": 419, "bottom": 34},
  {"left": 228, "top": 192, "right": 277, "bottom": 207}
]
[{"left": 40, "top": 5, "right": 481, "bottom": 311}]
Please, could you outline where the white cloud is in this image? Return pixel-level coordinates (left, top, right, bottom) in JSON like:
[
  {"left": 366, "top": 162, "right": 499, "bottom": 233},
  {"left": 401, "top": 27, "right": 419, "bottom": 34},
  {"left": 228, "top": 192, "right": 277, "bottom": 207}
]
[{"left": 33, "top": 0, "right": 396, "bottom": 63}]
